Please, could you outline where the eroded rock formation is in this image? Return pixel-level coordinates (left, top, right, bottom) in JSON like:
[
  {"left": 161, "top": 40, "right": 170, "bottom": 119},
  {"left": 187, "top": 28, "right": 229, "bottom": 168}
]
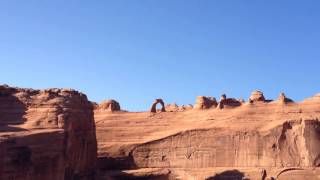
[
  {"left": 165, "top": 103, "right": 193, "bottom": 112},
  {"left": 150, "top": 99, "right": 166, "bottom": 113},
  {"left": 165, "top": 103, "right": 179, "bottom": 112},
  {"left": 97, "top": 99, "right": 120, "bottom": 112},
  {"left": 95, "top": 92, "right": 320, "bottom": 179},
  {"left": 217, "top": 94, "right": 243, "bottom": 109},
  {"left": 194, "top": 96, "right": 217, "bottom": 109},
  {"left": 2, "top": 84, "right": 320, "bottom": 180},
  {"left": 0, "top": 85, "right": 97, "bottom": 180},
  {"left": 278, "top": 92, "right": 294, "bottom": 104},
  {"left": 249, "top": 90, "right": 266, "bottom": 103},
  {"left": 131, "top": 119, "right": 320, "bottom": 168}
]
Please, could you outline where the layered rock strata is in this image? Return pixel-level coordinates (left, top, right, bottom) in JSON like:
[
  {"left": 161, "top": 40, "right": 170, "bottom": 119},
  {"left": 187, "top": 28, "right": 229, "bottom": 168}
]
[
  {"left": 0, "top": 85, "right": 97, "bottom": 180},
  {"left": 95, "top": 92, "right": 320, "bottom": 179}
]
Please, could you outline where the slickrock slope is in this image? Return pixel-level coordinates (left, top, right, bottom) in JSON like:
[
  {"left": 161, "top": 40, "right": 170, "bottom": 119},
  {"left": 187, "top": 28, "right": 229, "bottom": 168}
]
[
  {"left": 95, "top": 93, "right": 320, "bottom": 180},
  {"left": 0, "top": 85, "right": 97, "bottom": 180}
]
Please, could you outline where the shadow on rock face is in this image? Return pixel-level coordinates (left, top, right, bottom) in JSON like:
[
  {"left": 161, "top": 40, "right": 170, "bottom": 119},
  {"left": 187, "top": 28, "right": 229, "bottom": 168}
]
[
  {"left": 0, "top": 91, "right": 27, "bottom": 132},
  {"left": 8, "top": 146, "right": 32, "bottom": 167},
  {"left": 206, "top": 170, "right": 245, "bottom": 180},
  {"left": 97, "top": 155, "right": 137, "bottom": 170},
  {"left": 108, "top": 172, "right": 169, "bottom": 180}
]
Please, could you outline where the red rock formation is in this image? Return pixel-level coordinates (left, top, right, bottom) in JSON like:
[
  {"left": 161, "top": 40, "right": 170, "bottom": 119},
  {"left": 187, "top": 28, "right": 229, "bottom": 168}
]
[
  {"left": 2, "top": 85, "right": 319, "bottom": 179},
  {"left": 97, "top": 99, "right": 121, "bottom": 112},
  {"left": 0, "top": 85, "right": 97, "bottom": 180},
  {"left": 217, "top": 94, "right": 242, "bottom": 109},
  {"left": 165, "top": 103, "right": 193, "bottom": 112},
  {"left": 95, "top": 92, "right": 320, "bottom": 179},
  {"left": 183, "top": 104, "right": 193, "bottom": 110},
  {"left": 249, "top": 90, "right": 266, "bottom": 103},
  {"left": 165, "top": 103, "right": 179, "bottom": 112},
  {"left": 278, "top": 92, "right": 294, "bottom": 104},
  {"left": 150, "top": 99, "right": 166, "bottom": 113},
  {"left": 194, "top": 96, "right": 217, "bottom": 109}
]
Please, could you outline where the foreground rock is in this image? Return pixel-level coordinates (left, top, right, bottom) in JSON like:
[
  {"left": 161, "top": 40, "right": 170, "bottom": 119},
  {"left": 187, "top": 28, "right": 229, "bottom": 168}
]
[
  {"left": 95, "top": 93, "right": 320, "bottom": 180},
  {"left": 0, "top": 85, "right": 97, "bottom": 180}
]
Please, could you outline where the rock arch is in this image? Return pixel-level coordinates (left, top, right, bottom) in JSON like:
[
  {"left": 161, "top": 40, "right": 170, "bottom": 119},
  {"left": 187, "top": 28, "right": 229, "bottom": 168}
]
[{"left": 150, "top": 99, "right": 166, "bottom": 113}]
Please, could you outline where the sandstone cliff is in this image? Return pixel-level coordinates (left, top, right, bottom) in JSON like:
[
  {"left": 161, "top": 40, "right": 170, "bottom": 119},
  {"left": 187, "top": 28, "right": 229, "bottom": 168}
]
[
  {"left": 1, "top": 85, "right": 319, "bottom": 180},
  {"left": 95, "top": 92, "right": 320, "bottom": 180},
  {"left": 0, "top": 85, "right": 97, "bottom": 180}
]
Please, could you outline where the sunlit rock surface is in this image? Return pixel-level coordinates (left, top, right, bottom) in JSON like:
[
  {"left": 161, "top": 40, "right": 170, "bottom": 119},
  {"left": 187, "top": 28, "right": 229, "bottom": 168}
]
[{"left": 95, "top": 93, "right": 320, "bottom": 180}]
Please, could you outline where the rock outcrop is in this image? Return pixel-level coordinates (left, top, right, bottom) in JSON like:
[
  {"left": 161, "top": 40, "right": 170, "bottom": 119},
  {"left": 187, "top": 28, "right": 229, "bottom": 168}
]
[
  {"left": 217, "top": 94, "right": 243, "bottom": 109},
  {"left": 278, "top": 92, "right": 293, "bottom": 104},
  {"left": 97, "top": 99, "right": 120, "bottom": 112},
  {"left": 249, "top": 90, "right": 266, "bottom": 103},
  {"left": 165, "top": 103, "right": 193, "bottom": 112},
  {"left": 194, "top": 96, "right": 217, "bottom": 109},
  {"left": 303, "top": 93, "right": 320, "bottom": 103},
  {"left": 0, "top": 85, "right": 97, "bottom": 180},
  {"left": 165, "top": 103, "right": 179, "bottom": 112}
]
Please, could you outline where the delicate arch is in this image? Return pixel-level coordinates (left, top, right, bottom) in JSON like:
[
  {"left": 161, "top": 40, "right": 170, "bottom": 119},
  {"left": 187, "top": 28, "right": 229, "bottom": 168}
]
[{"left": 150, "top": 99, "right": 166, "bottom": 113}]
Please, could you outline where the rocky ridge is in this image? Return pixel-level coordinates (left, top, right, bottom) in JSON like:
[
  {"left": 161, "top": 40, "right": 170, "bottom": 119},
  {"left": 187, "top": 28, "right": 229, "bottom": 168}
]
[{"left": 95, "top": 91, "right": 320, "bottom": 180}]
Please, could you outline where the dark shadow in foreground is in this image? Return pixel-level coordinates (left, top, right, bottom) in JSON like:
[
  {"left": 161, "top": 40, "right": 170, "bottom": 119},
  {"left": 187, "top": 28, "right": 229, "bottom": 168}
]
[
  {"left": 206, "top": 169, "right": 245, "bottom": 180},
  {"left": 108, "top": 172, "right": 169, "bottom": 180},
  {"left": 97, "top": 155, "right": 137, "bottom": 170}
]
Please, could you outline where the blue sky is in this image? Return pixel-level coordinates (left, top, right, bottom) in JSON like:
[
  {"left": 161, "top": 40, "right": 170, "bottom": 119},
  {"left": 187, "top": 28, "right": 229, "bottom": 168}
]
[{"left": 0, "top": 1, "right": 320, "bottom": 111}]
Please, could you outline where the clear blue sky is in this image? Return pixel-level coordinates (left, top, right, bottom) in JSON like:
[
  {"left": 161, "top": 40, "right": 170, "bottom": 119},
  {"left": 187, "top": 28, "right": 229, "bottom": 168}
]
[{"left": 0, "top": 1, "right": 320, "bottom": 111}]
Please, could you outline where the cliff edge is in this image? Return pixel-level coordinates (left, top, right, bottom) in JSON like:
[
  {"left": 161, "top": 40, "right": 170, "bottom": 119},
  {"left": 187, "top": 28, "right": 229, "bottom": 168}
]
[
  {"left": 0, "top": 85, "right": 97, "bottom": 180},
  {"left": 95, "top": 92, "right": 320, "bottom": 180}
]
